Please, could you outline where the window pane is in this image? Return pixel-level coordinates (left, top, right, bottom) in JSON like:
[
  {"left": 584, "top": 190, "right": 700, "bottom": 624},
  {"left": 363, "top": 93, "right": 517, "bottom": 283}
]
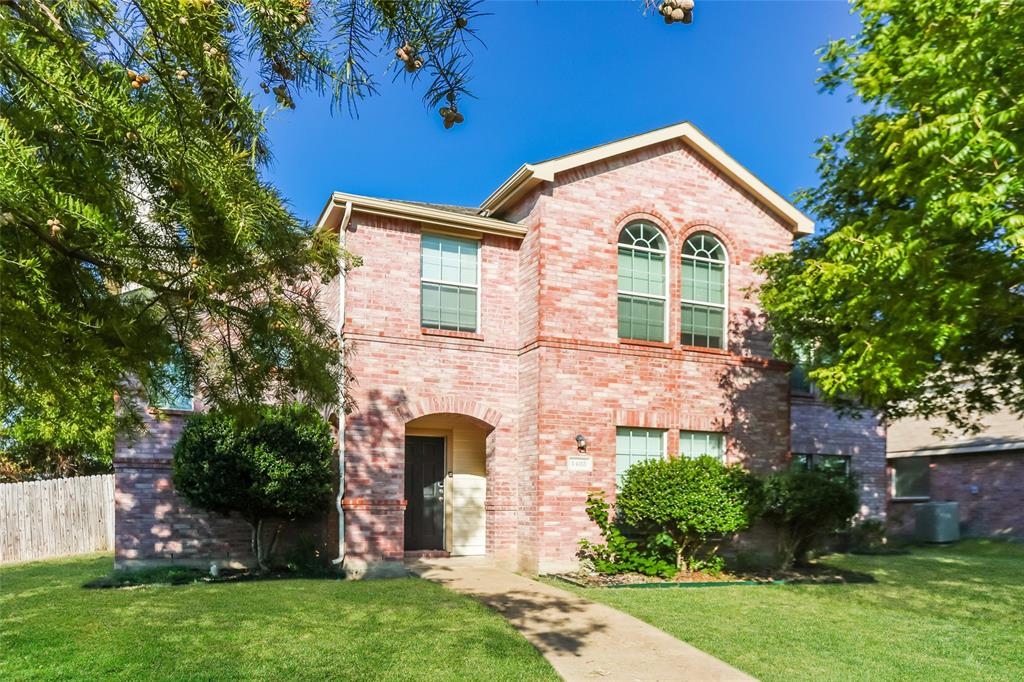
[
  {"left": 680, "top": 431, "right": 725, "bottom": 462},
  {"left": 459, "top": 240, "right": 478, "bottom": 286},
  {"left": 458, "top": 286, "right": 477, "bottom": 330},
  {"left": 422, "top": 234, "right": 477, "bottom": 286},
  {"left": 816, "top": 455, "right": 850, "bottom": 478},
  {"left": 421, "top": 283, "right": 442, "bottom": 328},
  {"left": 893, "top": 458, "right": 929, "bottom": 498},
  {"left": 682, "top": 303, "right": 724, "bottom": 348},
  {"left": 616, "top": 427, "right": 666, "bottom": 487},
  {"left": 422, "top": 235, "right": 442, "bottom": 281},
  {"left": 619, "top": 295, "right": 664, "bottom": 342},
  {"left": 618, "top": 249, "right": 634, "bottom": 292},
  {"left": 792, "top": 453, "right": 810, "bottom": 470},
  {"left": 148, "top": 356, "right": 193, "bottom": 411}
]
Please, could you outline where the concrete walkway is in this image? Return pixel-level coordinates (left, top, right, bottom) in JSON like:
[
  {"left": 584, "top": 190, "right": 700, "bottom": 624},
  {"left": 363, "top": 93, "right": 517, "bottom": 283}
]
[{"left": 407, "top": 557, "right": 754, "bottom": 682}]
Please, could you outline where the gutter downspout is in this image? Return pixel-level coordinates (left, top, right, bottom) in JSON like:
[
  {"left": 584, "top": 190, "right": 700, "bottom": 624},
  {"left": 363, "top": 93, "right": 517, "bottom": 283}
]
[{"left": 334, "top": 200, "right": 353, "bottom": 567}]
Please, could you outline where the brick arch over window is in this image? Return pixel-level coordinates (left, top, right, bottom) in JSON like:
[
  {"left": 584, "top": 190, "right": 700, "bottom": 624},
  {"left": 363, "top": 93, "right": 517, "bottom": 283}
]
[
  {"left": 400, "top": 396, "right": 502, "bottom": 430},
  {"left": 678, "top": 222, "right": 740, "bottom": 266},
  {"left": 609, "top": 209, "right": 676, "bottom": 245}
]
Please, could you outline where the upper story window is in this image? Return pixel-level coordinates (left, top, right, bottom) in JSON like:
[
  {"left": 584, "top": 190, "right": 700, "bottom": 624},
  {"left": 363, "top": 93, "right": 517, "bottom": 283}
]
[
  {"left": 421, "top": 233, "right": 479, "bottom": 333},
  {"left": 681, "top": 232, "right": 727, "bottom": 348},
  {"left": 617, "top": 222, "right": 667, "bottom": 342}
]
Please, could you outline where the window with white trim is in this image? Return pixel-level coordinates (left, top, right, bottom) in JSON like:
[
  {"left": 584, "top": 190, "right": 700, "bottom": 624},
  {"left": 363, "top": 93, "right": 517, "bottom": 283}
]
[
  {"left": 618, "top": 222, "right": 667, "bottom": 342},
  {"left": 681, "top": 232, "right": 727, "bottom": 348},
  {"left": 421, "top": 233, "right": 479, "bottom": 332},
  {"left": 679, "top": 431, "right": 726, "bottom": 462},
  {"left": 615, "top": 427, "right": 666, "bottom": 487},
  {"left": 892, "top": 457, "right": 929, "bottom": 499}
]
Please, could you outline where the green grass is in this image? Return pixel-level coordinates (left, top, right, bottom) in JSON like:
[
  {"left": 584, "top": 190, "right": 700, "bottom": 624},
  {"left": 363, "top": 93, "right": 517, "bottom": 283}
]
[
  {"left": 0, "top": 554, "right": 557, "bottom": 681},
  {"left": 553, "top": 540, "right": 1024, "bottom": 681}
]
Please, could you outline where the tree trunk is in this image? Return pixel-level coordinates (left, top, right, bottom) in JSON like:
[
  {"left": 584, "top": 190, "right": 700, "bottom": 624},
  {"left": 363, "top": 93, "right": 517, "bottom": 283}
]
[{"left": 255, "top": 518, "right": 267, "bottom": 572}]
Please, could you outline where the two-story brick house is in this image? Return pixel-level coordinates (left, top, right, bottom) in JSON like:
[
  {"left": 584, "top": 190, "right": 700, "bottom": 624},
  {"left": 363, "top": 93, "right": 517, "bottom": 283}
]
[{"left": 113, "top": 122, "right": 886, "bottom": 576}]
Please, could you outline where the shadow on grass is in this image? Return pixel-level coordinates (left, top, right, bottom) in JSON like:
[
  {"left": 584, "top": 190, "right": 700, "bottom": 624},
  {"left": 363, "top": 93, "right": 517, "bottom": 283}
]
[{"left": 83, "top": 564, "right": 342, "bottom": 589}]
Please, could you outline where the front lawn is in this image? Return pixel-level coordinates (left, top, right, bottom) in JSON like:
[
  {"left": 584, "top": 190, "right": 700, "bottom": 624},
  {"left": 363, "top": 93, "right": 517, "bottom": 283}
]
[
  {"left": 0, "top": 554, "right": 557, "bottom": 681},
  {"left": 555, "top": 540, "right": 1024, "bottom": 681}
]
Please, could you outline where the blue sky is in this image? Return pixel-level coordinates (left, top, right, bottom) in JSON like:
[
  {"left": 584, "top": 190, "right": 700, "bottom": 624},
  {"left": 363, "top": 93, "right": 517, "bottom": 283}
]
[{"left": 259, "top": 1, "right": 866, "bottom": 223}]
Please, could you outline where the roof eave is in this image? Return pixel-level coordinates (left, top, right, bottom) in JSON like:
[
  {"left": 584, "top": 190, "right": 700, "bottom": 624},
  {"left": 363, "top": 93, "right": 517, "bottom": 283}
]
[{"left": 319, "top": 192, "right": 527, "bottom": 239}]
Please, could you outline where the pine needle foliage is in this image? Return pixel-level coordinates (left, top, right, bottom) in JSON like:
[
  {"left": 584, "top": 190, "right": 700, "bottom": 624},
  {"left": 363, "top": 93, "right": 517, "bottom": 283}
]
[{"left": 0, "top": 0, "right": 485, "bottom": 445}]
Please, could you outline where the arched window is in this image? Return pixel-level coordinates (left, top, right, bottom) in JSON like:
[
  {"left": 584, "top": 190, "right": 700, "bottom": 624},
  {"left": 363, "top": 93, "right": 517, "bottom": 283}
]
[
  {"left": 681, "top": 232, "right": 727, "bottom": 348},
  {"left": 617, "top": 221, "right": 667, "bottom": 342}
]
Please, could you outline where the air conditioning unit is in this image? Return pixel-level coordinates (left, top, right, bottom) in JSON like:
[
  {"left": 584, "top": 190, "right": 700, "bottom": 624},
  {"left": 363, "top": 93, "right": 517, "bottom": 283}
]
[{"left": 913, "top": 502, "right": 960, "bottom": 543}]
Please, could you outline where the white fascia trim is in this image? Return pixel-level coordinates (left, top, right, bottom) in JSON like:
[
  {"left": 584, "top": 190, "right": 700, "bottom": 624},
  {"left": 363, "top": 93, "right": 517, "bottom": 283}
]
[
  {"left": 480, "top": 122, "right": 814, "bottom": 236},
  {"left": 317, "top": 192, "right": 526, "bottom": 239}
]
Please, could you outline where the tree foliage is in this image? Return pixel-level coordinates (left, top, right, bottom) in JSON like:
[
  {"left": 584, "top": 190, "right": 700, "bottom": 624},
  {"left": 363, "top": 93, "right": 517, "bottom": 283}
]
[
  {"left": 616, "top": 455, "right": 760, "bottom": 571},
  {"left": 171, "top": 402, "right": 334, "bottom": 568},
  {"left": 756, "top": 0, "right": 1024, "bottom": 430},
  {"left": 0, "top": 0, "right": 486, "bottom": 443}
]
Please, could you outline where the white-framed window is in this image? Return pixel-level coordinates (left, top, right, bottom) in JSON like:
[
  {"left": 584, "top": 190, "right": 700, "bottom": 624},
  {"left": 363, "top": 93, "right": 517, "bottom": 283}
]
[
  {"left": 679, "top": 431, "right": 726, "bottom": 462},
  {"left": 891, "top": 457, "right": 930, "bottom": 499},
  {"left": 681, "top": 232, "right": 727, "bottom": 348},
  {"left": 615, "top": 427, "right": 666, "bottom": 487},
  {"left": 421, "top": 233, "right": 479, "bottom": 333},
  {"left": 793, "top": 453, "right": 850, "bottom": 478},
  {"left": 618, "top": 222, "right": 668, "bottom": 342}
]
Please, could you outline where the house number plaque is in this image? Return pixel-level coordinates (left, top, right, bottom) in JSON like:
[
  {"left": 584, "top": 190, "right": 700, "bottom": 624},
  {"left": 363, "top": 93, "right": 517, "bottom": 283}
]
[{"left": 567, "top": 455, "right": 593, "bottom": 472}]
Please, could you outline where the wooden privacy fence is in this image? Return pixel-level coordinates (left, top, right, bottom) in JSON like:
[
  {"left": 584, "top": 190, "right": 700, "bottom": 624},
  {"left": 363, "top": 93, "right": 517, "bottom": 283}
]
[{"left": 0, "top": 474, "right": 115, "bottom": 564}]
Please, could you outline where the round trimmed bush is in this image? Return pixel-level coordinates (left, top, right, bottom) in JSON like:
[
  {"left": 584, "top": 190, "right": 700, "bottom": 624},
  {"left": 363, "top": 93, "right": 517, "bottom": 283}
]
[
  {"left": 172, "top": 403, "right": 334, "bottom": 569},
  {"left": 617, "top": 455, "right": 761, "bottom": 571}
]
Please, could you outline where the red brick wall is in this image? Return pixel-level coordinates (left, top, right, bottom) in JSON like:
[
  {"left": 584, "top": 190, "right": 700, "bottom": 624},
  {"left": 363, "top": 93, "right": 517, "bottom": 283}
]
[
  {"left": 887, "top": 452, "right": 1024, "bottom": 538},
  {"left": 790, "top": 397, "right": 888, "bottom": 519},
  {"left": 113, "top": 408, "right": 253, "bottom": 568}
]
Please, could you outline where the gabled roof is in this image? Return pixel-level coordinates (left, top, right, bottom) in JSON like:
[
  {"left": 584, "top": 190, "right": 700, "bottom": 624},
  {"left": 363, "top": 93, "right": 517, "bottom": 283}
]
[
  {"left": 480, "top": 121, "right": 814, "bottom": 236},
  {"left": 316, "top": 121, "right": 814, "bottom": 238}
]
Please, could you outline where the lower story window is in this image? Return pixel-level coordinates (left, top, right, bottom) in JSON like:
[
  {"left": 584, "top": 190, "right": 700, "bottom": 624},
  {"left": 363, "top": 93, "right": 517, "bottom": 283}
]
[
  {"left": 679, "top": 431, "right": 725, "bottom": 462},
  {"left": 421, "top": 282, "right": 478, "bottom": 332},
  {"left": 615, "top": 427, "right": 666, "bottom": 487},
  {"left": 891, "top": 457, "right": 929, "bottom": 499},
  {"left": 792, "top": 453, "right": 850, "bottom": 477}
]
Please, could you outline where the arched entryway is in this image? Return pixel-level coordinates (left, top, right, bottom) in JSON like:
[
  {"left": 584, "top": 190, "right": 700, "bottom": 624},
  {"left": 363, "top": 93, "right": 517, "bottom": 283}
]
[{"left": 404, "top": 412, "right": 493, "bottom": 556}]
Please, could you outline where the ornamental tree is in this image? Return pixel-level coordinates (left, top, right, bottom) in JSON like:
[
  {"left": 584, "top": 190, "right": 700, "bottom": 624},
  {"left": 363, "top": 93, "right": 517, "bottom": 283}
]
[
  {"left": 756, "top": 0, "right": 1024, "bottom": 431},
  {"left": 616, "top": 455, "right": 760, "bottom": 571},
  {"left": 171, "top": 402, "right": 334, "bottom": 569}
]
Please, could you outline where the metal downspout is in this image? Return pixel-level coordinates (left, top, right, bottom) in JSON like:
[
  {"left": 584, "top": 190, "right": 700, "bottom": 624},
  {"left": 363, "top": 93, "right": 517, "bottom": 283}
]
[{"left": 335, "top": 200, "right": 353, "bottom": 567}]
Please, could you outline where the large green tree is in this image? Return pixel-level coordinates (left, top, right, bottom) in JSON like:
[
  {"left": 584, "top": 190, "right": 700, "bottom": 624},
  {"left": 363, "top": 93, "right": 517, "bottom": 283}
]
[
  {"left": 757, "top": 0, "right": 1024, "bottom": 429},
  {"left": 0, "top": 0, "right": 488, "bottom": 469}
]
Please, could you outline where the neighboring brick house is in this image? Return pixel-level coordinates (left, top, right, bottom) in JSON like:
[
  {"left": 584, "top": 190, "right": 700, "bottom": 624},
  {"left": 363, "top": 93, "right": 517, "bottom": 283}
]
[
  {"left": 114, "top": 122, "right": 887, "bottom": 575},
  {"left": 887, "top": 408, "right": 1023, "bottom": 539}
]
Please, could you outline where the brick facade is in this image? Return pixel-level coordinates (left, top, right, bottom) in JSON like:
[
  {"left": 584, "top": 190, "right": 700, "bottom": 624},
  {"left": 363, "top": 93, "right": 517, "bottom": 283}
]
[
  {"left": 113, "top": 126, "right": 887, "bottom": 574},
  {"left": 887, "top": 452, "right": 1024, "bottom": 539}
]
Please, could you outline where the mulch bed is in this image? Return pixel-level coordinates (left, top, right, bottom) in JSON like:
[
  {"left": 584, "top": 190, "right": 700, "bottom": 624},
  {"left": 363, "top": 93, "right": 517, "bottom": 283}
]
[
  {"left": 549, "top": 563, "right": 875, "bottom": 588},
  {"left": 84, "top": 566, "right": 337, "bottom": 589}
]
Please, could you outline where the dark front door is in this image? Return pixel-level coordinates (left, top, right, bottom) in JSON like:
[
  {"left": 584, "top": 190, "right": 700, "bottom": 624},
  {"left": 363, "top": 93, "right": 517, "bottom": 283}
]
[{"left": 404, "top": 436, "right": 445, "bottom": 551}]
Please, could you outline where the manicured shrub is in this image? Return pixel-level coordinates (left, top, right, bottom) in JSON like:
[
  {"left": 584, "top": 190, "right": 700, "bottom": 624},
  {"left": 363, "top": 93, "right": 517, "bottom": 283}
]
[
  {"left": 850, "top": 518, "right": 888, "bottom": 554},
  {"left": 172, "top": 403, "right": 334, "bottom": 570},
  {"left": 616, "top": 455, "right": 761, "bottom": 572},
  {"left": 577, "top": 491, "right": 676, "bottom": 579},
  {"left": 762, "top": 468, "right": 859, "bottom": 569}
]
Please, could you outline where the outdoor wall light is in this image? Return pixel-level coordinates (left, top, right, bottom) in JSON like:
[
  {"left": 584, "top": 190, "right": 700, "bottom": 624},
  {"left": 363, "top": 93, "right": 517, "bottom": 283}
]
[{"left": 575, "top": 434, "right": 587, "bottom": 453}]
